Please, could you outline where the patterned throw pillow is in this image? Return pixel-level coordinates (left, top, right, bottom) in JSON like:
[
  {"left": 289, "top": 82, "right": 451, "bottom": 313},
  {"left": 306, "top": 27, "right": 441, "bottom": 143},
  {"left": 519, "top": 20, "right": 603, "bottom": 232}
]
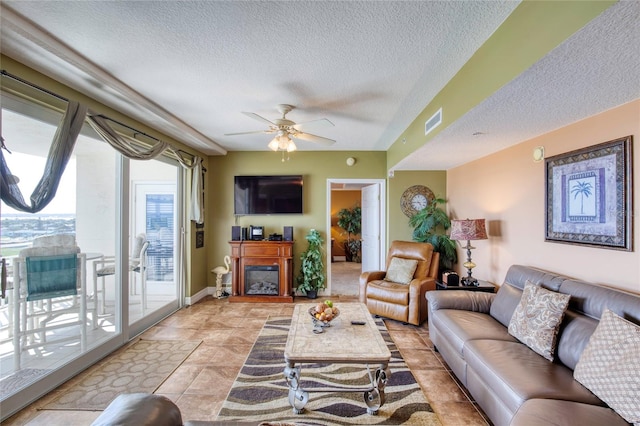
[
  {"left": 384, "top": 257, "right": 419, "bottom": 285},
  {"left": 508, "top": 280, "right": 570, "bottom": 361},
  {"left": 574, "top": 309, "right": 640, "bottom": 425}
]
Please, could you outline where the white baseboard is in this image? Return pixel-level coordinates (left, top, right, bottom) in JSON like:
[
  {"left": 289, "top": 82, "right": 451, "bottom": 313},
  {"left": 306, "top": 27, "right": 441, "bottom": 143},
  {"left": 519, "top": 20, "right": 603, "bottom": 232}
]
[{"left": 185, "top": 285, "right": 231, "bottom": 305}]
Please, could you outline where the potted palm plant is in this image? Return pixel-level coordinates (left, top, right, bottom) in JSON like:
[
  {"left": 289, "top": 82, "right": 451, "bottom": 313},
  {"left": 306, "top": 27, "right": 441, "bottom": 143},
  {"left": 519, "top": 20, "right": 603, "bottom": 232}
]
[
  {"left": 408, "top": 197, "right": 457, "bottom": 274},
  {"left": 337, "top": 205, "right": 362, "bottom": 262},
  {"left": 296, "top": 229, "right": 326, "bottom": 299}
]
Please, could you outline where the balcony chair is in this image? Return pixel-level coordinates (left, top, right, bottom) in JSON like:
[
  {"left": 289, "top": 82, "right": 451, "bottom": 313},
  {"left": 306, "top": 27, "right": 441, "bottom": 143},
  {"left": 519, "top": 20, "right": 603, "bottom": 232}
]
[
  {"left": 92, "top": 234, "right": 150, "bottom": 314},
  {"left": 12, "top": 246, "right": 87, "bottom": 370},
  {"left": 359, "top": 240, "right": 439, "bottom": 326},
  {"left": 31, "top": 233, "right": 104, "bottom": 328},
  {"left": 32, "top": 233, "right": 78, "bottom": 248}
]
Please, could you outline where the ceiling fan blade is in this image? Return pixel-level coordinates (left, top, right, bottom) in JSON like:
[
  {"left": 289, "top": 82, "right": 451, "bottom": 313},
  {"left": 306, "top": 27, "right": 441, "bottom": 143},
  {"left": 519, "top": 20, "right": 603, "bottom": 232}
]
[
  {"left": 292, "top": 118, "right": 334, "bottom": 131},
  {"left": 242, "top": 112, "right": 276, "bottom": 126},
  {"left": 224, "top": 129, "right": 274, "bottom": 136},
  {"left": 293, "top": 132, "right": 336, "bottom": 146}
]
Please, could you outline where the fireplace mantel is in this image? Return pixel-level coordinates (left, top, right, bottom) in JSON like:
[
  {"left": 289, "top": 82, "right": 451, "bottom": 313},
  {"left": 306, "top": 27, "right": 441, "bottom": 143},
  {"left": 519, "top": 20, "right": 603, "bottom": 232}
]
[{"left": 229, "top": 240, "right": 294, "bottom": 303}]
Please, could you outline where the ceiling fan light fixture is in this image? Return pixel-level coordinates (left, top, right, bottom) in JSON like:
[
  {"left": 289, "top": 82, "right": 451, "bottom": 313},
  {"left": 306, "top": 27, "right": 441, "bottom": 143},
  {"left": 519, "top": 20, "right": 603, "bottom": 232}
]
[
  {"left": 227, "top": 104, "right": 335, "bottom": 156},
  {"left": 268, "top": 131, "right": 297, "bottom": 153},
  {"left": 268, "top": 138, "right": 280, "bottom": 151}
]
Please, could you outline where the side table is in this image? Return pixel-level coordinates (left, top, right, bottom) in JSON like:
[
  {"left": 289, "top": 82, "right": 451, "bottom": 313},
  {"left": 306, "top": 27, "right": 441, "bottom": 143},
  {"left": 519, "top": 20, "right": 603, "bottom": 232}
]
[{"left": 436, "top": 280, "right": 496, "bottom": 293}]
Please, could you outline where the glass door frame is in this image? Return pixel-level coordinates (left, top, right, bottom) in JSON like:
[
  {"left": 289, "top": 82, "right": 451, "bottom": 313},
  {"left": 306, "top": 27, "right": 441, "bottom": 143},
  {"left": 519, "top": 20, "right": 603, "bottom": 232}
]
[
  {"left": 128, "top": 156, "right": 184, "bottom": 337},
  {"left": 1, "top": 154, "right": 186, "bottom": 420}
]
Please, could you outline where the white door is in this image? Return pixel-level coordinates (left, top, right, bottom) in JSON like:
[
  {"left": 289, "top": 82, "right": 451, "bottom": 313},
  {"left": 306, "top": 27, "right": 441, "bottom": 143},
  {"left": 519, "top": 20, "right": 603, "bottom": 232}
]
[
  {"left": 134, "top": 182, "right": 177, "bottom": 282},
  {"left": 132, "top": 176, "right": 179, "bottom": 327},
  {"left": 361, "top": 183, "right": 381, "bottom": 272}
]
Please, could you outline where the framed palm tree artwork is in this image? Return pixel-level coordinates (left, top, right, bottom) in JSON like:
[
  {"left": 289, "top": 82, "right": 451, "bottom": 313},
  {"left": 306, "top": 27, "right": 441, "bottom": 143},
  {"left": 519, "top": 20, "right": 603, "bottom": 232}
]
[{"left": 545, "top": 135, "right": 632, "bottom": 251}]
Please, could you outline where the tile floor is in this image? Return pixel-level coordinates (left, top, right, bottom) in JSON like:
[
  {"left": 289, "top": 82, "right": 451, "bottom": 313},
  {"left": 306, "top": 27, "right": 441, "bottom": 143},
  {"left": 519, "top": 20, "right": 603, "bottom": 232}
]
[{"left": 4, "top": 296, "right": 490, "bottom": 425}]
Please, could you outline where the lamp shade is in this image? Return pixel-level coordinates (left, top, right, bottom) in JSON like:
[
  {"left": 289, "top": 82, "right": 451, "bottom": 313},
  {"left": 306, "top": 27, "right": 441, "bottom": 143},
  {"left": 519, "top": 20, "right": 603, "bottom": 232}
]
[
  {"left": 450, "top": 219, "right": 488, "bottom": 241},
  {"left": 268, "top": 132, "right": 297, "bottom": 152}
]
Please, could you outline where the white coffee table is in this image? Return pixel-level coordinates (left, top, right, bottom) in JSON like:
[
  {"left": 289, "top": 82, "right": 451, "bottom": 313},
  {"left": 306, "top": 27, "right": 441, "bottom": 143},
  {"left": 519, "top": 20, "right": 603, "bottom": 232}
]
[{"left": 283, "top": 302, "right": 391, "bottom": 414}]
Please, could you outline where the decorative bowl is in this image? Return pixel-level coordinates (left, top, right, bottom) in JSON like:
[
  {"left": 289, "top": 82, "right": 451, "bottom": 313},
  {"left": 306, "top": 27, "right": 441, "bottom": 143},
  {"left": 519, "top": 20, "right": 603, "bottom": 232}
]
[{"left": 309, "top": 306, "right": 339, "bottom": 327}]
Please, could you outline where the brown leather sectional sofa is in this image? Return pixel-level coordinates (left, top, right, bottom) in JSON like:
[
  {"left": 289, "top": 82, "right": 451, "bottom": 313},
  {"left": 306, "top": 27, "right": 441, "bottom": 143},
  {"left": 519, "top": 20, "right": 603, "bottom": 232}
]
[{"left": 426, "top": 264, "right": 639, "bottom": 426}]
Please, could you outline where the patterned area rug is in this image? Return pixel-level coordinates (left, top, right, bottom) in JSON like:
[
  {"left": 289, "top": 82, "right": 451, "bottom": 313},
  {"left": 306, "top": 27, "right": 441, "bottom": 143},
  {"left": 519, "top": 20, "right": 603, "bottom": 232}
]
[
  {"left": 217, "top": 317, "right": 441, "bottom": 425},
  {"left": 43, "top": 339, "right": 201, "bottom": 410},
  {"left": 0, "top": 368, "right": 51, "bottom": 396}
]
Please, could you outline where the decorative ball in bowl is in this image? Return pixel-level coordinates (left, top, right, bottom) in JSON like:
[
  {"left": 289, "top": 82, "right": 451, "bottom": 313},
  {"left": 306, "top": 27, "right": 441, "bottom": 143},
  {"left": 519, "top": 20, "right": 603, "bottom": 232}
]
[{"left": 309, "top": 300, "right": 339, "bottom": 327}]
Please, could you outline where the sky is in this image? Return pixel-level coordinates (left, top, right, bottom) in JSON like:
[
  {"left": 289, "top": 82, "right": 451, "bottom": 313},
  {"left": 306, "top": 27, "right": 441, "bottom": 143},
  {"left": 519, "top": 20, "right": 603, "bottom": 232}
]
[{"left": 1, "top": 151, "right": 77, "bottom": 215}]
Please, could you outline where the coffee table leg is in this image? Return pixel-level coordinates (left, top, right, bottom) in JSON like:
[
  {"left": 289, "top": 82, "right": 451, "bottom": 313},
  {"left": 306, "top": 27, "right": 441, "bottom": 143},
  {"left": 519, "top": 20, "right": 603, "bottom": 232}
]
[
  {"left": 284, "top": 362, "right": 308, "bottom": 414},
  {"left": 364, "top": 363, "right": 390, "bottom": 414}
]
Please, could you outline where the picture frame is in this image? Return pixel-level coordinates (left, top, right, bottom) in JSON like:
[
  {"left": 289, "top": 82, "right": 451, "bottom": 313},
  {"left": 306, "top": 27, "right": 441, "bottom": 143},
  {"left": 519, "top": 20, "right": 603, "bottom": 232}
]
[{"left": 545, "top": 135, "right": 633, "bottom": 251}]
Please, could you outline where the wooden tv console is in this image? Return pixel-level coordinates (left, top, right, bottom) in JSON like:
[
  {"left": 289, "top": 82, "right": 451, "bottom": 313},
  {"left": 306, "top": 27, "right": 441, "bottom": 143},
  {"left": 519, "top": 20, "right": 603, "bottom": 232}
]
[{"left": 229, "top": 240, "right": 294, "bottom": 303}]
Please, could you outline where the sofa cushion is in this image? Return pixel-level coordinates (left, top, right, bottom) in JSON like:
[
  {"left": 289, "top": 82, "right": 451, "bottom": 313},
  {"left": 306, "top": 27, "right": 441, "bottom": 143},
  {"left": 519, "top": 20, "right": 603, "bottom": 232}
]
[
  {"left": 489, "top": 282, "right": 523, "bottom": 327},
  {"left": 574, "top": 308, "right": 640, "bottom": 425},
  {"left": 429, "top": 309, "right": 516, "bottom": 356},
  {"left": 427, "top": 290, "right": 494, "bottom": 314},
  {"left": 512, "top": 399, "right": 630, "bottom": 426},
  {"left": 560, "top": 279, "right": 640, "bottom": 323},
  {"left": 503, "top": 264, "right": 566, "bottom": 292},
  {"left": 365, "top": 280, "right": 409, "bottom": 305},
  {"left": 508, "top": 281, "right": 570, "bottom": 361},
  {"left": 384, "top": 257, "right": 418, "bottom": 284},
  {"left": 464, "top": 339, "right": 604, "bottom": 414},
  {"left": 385, "top": 240, "right": 434, "bottom": 279},
  {"left": 556, "top": 310, "right": 599, "bottom": 370}
]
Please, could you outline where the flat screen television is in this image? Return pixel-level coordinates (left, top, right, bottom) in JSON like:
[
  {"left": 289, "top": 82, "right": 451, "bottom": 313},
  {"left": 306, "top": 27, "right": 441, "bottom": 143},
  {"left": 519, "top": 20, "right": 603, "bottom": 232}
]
[{"left": 234, "top": 175, "right": 303, "bottom": 215}]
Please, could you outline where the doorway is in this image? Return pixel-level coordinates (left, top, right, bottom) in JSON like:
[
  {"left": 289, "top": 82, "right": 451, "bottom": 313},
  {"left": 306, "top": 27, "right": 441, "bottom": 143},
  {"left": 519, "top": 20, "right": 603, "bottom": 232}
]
[{"left": 326, "top": 179, "right": 386, "bottom": 296}]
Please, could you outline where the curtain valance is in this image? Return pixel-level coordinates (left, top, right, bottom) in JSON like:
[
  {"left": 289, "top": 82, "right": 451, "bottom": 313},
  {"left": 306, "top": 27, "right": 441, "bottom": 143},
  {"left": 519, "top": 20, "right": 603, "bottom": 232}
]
[{"left": 1, "top": 92, "right": 204, "bottom": 222}]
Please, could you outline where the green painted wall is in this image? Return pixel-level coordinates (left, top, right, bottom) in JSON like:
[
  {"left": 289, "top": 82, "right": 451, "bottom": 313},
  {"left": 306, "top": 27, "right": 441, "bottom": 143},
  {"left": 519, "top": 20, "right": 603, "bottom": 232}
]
[
  {"left": 386, "top": 0, "right": 616, "bottom": 169},
  {"left": 206, "top": 157, "right": 446, "bottom": 284},
  {"left": 206, "top": 151, "right": 387, "bottom": 288},
  {"left": 387, "top": 171, "right": 447, "bottom": 243}
]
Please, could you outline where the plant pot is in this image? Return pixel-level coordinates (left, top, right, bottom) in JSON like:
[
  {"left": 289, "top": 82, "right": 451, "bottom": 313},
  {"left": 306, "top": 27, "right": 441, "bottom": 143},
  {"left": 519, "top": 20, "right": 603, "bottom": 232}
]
[
  {"left": 343, "top": 242, "right": 353, "bottom": 262},
  {"left": 306, "top": 290, "right": 318, "bottom": 299},
  {"left": 344, "top": 241, "right": 361, "bottom": 263}
]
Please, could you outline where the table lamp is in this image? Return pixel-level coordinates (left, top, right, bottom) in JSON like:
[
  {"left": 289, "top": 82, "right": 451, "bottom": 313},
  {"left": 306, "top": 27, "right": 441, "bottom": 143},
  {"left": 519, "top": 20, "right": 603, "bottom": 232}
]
[{"left": 449, "top": 218, "right": 488, "bottom": 286}]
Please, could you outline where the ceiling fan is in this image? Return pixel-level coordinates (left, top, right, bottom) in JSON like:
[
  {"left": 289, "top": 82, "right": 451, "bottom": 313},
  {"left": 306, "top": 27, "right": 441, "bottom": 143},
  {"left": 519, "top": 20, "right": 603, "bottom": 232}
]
[{"left": 225, "top": 104, "right": 335, "bottom": 153}]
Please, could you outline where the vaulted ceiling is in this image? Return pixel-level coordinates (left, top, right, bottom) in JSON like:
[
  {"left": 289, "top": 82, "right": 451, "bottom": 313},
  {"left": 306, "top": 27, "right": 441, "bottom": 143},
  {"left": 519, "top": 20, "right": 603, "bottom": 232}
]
[{"left": 1, "top": 1, "right": 638, "bottom": 170}]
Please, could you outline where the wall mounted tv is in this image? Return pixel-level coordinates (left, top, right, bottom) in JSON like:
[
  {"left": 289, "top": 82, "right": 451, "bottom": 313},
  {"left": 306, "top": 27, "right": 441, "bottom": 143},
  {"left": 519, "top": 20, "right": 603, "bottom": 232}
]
[{"left": 234, "top": 175, "right": 303, "bottom": 215}]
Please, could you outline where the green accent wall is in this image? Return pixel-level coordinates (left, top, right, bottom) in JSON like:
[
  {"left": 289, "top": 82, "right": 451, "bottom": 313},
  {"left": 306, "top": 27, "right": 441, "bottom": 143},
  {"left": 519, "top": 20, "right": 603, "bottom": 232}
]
[
  {"left": 388, "top": 171, "right": 447, "bottom": 243},
  {"left": 206, "top": 151, "right": 387, "bottom": 289},
  {"left": 386, "top": 0, "right": 616, "bottom": 169}
]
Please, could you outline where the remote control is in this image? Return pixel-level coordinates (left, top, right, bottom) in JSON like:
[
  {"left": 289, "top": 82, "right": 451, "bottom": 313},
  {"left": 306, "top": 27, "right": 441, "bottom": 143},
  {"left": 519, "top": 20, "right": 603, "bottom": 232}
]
[{"left": 351, "top": 320, "right": 366, "bottom": 325}]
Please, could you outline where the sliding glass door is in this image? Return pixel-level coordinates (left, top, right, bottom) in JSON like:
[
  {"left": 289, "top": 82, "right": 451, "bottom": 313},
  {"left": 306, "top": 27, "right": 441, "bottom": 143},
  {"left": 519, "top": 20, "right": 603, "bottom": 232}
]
[
  {"left": 0, "top": 87, "right": 184, "bottom": 418},
  {"left": 0, "top": 97, "right": 120, "bottom": 411},
  {"left": 128, "top": 161, "right": 182, "bottom": 334}
]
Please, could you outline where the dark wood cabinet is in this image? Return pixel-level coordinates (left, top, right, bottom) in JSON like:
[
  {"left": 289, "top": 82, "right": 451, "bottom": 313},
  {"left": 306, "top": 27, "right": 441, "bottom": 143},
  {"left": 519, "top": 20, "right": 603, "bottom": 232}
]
[{"left": 229, "top": 240, "right": 294, "bottom": 303}]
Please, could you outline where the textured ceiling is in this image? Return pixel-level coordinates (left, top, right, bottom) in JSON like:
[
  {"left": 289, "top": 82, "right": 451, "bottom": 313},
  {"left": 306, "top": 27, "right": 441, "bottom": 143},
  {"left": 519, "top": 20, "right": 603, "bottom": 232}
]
[
  {"left": 1, "top": 1, "right": 638, "bottom": 170},
  {"left": 395, "top": 0, "right": 640, "bottom": 171}
]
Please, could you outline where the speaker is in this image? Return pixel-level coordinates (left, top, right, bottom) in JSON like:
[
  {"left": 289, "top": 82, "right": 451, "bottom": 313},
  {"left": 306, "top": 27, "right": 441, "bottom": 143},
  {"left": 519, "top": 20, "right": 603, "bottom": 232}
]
[
  {"left": 283, "top": 226, "right": 293, "bottom": 241},
  {"left": 241, "top": 227, "right": 248, "bottom": 241},
  {"left": 231, "top": 226, "right": 241, "bottom": 241}
]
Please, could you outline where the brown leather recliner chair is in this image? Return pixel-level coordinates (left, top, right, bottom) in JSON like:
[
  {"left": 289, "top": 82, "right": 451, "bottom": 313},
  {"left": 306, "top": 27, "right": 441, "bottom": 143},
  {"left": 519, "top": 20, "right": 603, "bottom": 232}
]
[{"left": 359, "top": 240, "right": 439, "bottom": 326}]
